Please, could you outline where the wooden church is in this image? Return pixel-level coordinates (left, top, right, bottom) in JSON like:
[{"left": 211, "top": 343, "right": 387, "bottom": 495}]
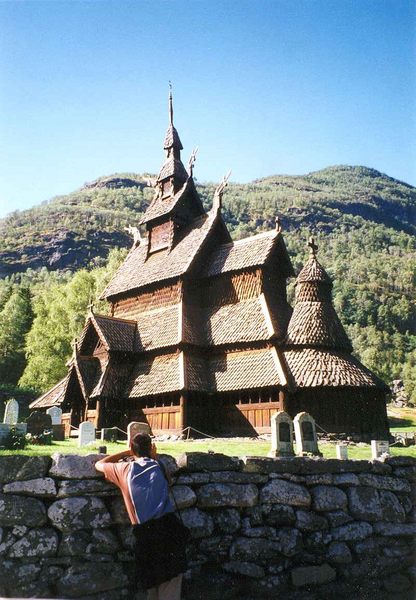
[{"left": 31, "top": 94, "right": 389, "bottom": 439}]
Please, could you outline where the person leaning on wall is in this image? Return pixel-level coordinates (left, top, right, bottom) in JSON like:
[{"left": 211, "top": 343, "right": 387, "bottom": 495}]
[{"left": 95, "top": 433, "right": 188, "bottom": 600}]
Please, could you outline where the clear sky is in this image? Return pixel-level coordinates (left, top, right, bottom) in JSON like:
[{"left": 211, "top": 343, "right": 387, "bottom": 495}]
[{"left": 0, "top": 0, "right": 414, "bottom": 218}]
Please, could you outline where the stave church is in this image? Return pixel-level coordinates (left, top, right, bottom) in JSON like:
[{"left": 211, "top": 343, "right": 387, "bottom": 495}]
[{"left": 30, "top": 94, "right": 389, "bottom": 439}]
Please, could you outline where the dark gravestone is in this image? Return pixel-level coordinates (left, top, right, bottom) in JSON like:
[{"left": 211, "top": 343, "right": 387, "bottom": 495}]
[
  {"left": 302, "top": 421, "right": 315, "bottom": 442},
  {"left": 279, "top": 421, "right": 291, "bottom": 443},
  {"left": 27, "top": 412, "right": 52, "bottom": 436},
  {"left": 101, "top": 427, "right": 118, "bottom": 443},
  {"left": 52, "top": 424, "right": 65, "bottom": 441}
]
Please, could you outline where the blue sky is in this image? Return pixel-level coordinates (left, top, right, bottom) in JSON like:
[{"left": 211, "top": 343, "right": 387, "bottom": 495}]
[{"left": 0, "top": 0, "right": 414, "bottom": 218}]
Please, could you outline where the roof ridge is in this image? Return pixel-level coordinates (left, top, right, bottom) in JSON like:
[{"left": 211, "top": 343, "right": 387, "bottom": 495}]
[{"left": 92, "top": 313, "right": 136, "bottom": 325}]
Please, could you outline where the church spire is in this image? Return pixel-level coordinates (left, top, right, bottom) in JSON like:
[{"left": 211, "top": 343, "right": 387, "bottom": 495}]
[{"left": 157, "top": 85, "right": 188, "bottom": 195}]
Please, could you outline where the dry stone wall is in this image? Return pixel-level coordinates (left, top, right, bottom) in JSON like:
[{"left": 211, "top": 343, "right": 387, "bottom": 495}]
[{"left": 0, "top": 452, "right": 414, "bottom": 600}]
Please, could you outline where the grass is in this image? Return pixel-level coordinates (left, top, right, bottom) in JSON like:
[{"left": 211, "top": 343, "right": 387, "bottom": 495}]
[
  {"left": 1, "top": 437, "right": 415, "bottom": 459},
  {"left": 1, "top": 405, "right": 414, "bottom": 459}
]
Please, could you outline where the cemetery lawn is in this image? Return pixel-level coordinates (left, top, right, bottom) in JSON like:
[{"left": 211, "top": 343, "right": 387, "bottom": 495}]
[
  {"left": 0, "top": 437, "right": 415, "bottom": 459},
  {"left": 387, "top": 405, "right": 416, "bottom": 432}
]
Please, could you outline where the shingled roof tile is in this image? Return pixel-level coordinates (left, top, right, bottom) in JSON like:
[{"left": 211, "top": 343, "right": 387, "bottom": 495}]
[
  {"left": 284, "top": 349, "right": 386, "bottom": 389},
  {"left": 102, "top": 211, "right": 218, "bottom": 299},
  {"left": 202, "top": 230, "right": 278, "bottom": 277},
  {"left": 126, "top": 353, "right": 181, "bottom": 397},
  {"left": 285, "top": 302, "right": 352, "bottom": 351},
  {"left": 29, "top": 377, "right": 68, "bottom": 409}
]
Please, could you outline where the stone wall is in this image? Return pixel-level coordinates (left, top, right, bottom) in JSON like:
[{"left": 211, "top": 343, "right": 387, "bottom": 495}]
[{"left": 0, "top": 452, "right": 414, "bottom": 600}]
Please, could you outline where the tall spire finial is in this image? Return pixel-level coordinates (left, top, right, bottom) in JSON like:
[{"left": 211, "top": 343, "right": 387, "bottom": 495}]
[
  {"left": 168, "top": 81, "right": 173, "bottom": 125},
  {"left": 308, "top": 236, "right": 318, "bottom": 257},
  {"left": 213, "top": 170, "right": 232, "bottom": 211}
]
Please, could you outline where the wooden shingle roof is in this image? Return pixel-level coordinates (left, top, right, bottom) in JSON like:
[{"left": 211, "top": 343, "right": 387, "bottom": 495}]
[
  {"left": 202, "top": 230, "right": 279, "bottom": 278},
  {"left": 126, "top": 353, "right": 181, "bottom": 397},
  {"left": 102, "top": 211, "right": 218, "bottom": 299},
  {"left": 207, "top": 349, "right": 282, "bottom": 392},
  {"left": 285, "top": 302, "right": 352, "bottom": 351},
  {"left": 202, "top": 298, "right": 271, "bottom": 345},
  {"left": 29, "top": 377, "right": 68, "bottom": 409},
  {"left": 140, "top": 178, "right": 203, "bottom": 225},
  {"left": 91, "top": 314, "right": 137, "bottom": 352},
  {"left": 136, "top": 305, "right": 179, "bottom": 350},
  {"left": 157, "top": 156, "right": 188, "bottom": 184},
  {"left": 285, "top": 253, "right": 352, "bottom": 352},
  {"left": 283, "top": 349, "right": 387, "bottom": 389},
  {"left": 163, "top": 123, "right": 183, "bottom": 150}
]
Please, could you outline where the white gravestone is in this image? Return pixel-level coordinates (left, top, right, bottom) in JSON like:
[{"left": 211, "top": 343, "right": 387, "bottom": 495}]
[
  {"left": 3, "top": 398, "right": 19, "bottom": 425},
  {"left": 371, "top": 440, "right": 390, "bottom": 459},
  {"left": 46, "top": 406, "right": 62, "bottom": 425},
  {"left": 294, "top": 412, "right": 321, "bottom": 456},
  {"left": 78, "top": 421, "right": 96, "bottom": 448},
  {"left": 127, "top": 421, "right": 151, "bottom": 445},
  {"left": 336, "top": 444, "right": 348, "bottom": 460},
  {"left": 269, "top": 411, "right": 294, "bottom": 457}
]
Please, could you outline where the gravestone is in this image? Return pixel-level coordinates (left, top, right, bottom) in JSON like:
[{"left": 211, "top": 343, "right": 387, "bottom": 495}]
[
  {"left": 294, "top": 412, "right": 321, "bottom": 456},
  {"left": 26, "top": 411, "right": 52, "bottom": 436},
  {"left": 46, "top": 406, "right": 62, "bottom": 425},
  {"left": 78, "top": 421, "right": 96, "bottom": 447},
  {"left": 268, "top": 411, "right": 294, "bottom": 457},
  {"left": 101, "top": 427, "right": 118, "bottom": 443},
  {"left": 3, "top": 398, "right": 19, "bottom": 424},
  {"left": 127, "top": 421, "right": 151, "bottom": 445},
  {"left": 371, "top": 439, "right": 390, "bottom": 459},
  {"left": 336, "top": 444, "right": 348, "bottom": 460}
]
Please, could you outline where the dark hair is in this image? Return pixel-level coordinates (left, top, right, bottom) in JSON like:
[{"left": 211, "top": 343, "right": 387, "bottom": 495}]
[{"left": 131, "top": 432, "right": 152, "bottom": 457}]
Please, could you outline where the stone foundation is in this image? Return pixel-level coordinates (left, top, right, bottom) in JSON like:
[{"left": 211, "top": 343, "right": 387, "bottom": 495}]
[{"left": 0, "top": 452, "right": 414, "bottom": 599}]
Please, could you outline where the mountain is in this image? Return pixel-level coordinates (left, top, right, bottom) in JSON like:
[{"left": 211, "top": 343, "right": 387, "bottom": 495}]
[
  {"left": 0, "top": 165, "right": 414, "bottom": 404},
  {"left": 0, "top": 165, "right": 414, "bottom": 277}
]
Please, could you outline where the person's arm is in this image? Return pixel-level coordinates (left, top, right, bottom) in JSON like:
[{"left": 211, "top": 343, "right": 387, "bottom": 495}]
[{"left": 95, "top": 449, "right": 133, "bottom": 473}]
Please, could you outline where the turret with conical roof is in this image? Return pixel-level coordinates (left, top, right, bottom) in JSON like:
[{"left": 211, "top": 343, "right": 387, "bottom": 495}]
[{"left": 285, "top": 237, "right": 352, "bottom": 351}]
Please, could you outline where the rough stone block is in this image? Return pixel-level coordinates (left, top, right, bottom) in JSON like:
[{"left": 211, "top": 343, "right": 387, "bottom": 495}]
[
  {"left": 331, "top": 521, "right": 373, "bottom": 541},
  {"left": 197, "top": 483, "right": 258, "bottom": 508},
  {"left": 373, "top": 522, "right": 416, "bottom": 537},
  {"left": 379, "top": 490, "right": 406, "bottom": 522},
  {"left": 229, "top": 537, "right": 283, "bottom": 564},
  {"left": 58, "top": 530, "right": 90, "bottom": 556},
  {"left": 348, "top": 486, "right": 383, "bottom": 521},
  {"left": 55, "top": 562, "right": 128, "bottom": 597},
  {"left": 50, "top": 453, "right": 106, "bottom": 479},
  {"left": 242, "top": 456, "right": 303, "bottom": 474},
  {"left": 303, "top": 473, "right": 333, "bottom": 486},
  {"left": 177, "top": 452, "right": 242, "bottom": 472},
  {"left": 3, "top": 477, "right": 57, "bottom": 497},
  {"left": 386, "top": 456, "right": 416, "bottom": 467},
  {"left": 175, "top": 472, "right": 210, "bottom": 485},
  {"left": 311, "top": 485, "right": 347, "bottom": 511},
  {"left": 260, "top": 479, "right": 311, "bottom": 507},
  {"left": 0, "top": 494, "right": 46, "bottom": 527},
  {"left": 223, "top": 560, "right": 265, "bottom": 578},
  {"left": 209, "top": 471, "right": 268, "bottom": 484},
  {"left": 325, "top": 510, "right": 353, "bottom": 527},
  {"left": 358, "top": 473, "right": 411, "bottom": 493},
  {"left": 180, "top": 507, "right": 214, "bottom": 538},
  {"left": 296, "top": 509, "right": 329, "bottom": 531},
  {"left": 212, "top": 508, "right": 241, "bottom": 533},
  {"left": 109, "top": 497, "right": 130, "bottom": 525},
  {"left": 47, "top": 497, "right": 112, "bottom": 532},
  {"left": 327, "top": 541, "right": 352, "bottom": 564},
  {"left": 332, "top": 473, "right": 360, "bottom": 486},
  {"left": 0, "top": 456, "right": 51, "bottom": 483},
  {"left": 57, "top": 479, "right": 118, "bottom": 498},
  {"left": 171, "top": 485, "right": 197, "bottom": 509},
  {"left": 262, "top": 503, "right": 296, "bottom": 526},
  {"left": 8, "top": 527, "right": 58, "bottom": 557},
  {"left": 291, "top": 563, "right": 336, "bottom": 587}
]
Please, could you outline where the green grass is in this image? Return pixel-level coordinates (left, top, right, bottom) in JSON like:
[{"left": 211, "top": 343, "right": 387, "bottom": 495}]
[{"left": 1, "top": 437, "right": 415, "bottom": 459}]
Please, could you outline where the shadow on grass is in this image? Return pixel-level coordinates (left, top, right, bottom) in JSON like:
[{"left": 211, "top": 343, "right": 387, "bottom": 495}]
[{"left": 388, "top": 416, "right": 415, "bottom": 428}]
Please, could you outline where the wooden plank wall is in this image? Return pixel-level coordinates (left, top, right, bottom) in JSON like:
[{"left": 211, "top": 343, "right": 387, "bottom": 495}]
[{"left": 112, "top": 283, "right": 182, "bottom": 320}]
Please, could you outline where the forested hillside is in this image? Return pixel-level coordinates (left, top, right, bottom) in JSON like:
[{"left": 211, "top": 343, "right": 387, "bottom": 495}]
[{"left": 0, "top": 165, "right": 415, "bottom": 406}]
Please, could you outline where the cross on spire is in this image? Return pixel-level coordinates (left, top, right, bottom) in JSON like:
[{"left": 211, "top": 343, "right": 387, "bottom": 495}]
[{"left": 308, "top": 236, "right": 318, "bottom": 257}]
